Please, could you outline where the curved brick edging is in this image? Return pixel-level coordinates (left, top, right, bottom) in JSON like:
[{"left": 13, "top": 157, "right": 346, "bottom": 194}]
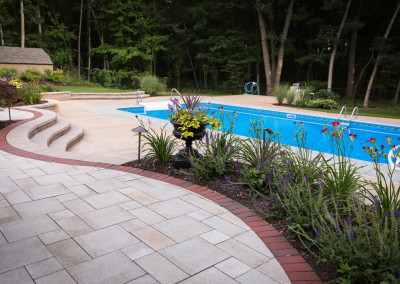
[{"left": 0, "top": 108, "right": 322, "bottom": 284}]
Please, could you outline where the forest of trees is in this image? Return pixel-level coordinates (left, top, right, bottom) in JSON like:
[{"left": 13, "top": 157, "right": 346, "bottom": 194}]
[{"left": 1, "top": 0, "right": 399, "bottom": 106}]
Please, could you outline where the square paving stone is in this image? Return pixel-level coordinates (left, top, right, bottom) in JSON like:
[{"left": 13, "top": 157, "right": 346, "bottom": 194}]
[
  {"left": 236, "top": 269, "right": 278, "bottom": 284},
  {"left": 62, "top": 199, "right": 94, "bottom": 215},
  {"left": 141, "top": 185, "right": 188, "bottom": 201},
  {"left": 13, "top": 177, "right": 40, "bottom": 189},
  {"left": 0, "top": 237, "right": 52, "bottom": 273},
  {"left": 88, "top": 169, "right": 126, "bottom": 180},
  {"left": 80, "top": 205, "right": 133, "bottom": 230},
  {"left": 126, "top": 274, "right": 159, "bottom": 284},
  {"left": 121, "top": 242, "right": 154, "bottom": 260},
  {"left": 153, "top": 215, "right": 212, "bottom": 242},
  {"left": 119, "top": 187, "right": 158, "bottom": 205},
  {"left": 135, "top": 252, "right": 188, "bottom": 284},
  {"left": 83, "top": 191, "right": 131, "bottom": 209},
  {"left": 38, "top": 229, "right": 70, "bottom": 245},
  {"left": 202, "top": 216, "right": 245, "bottom": 237},
  {"left": 85, "top": 178, "right": 127, "bottom": 193},
  {"left": 56, "top": 193, "right": 79, "bottom": 202},
  {"left": 119, "top": 200, "right": 142, "bottom": 210},
  {"left": 33, "top": 173, "right": 78, "bottom": 186},
  {"left": 188, "top": 209, "right": 214, "bottom": 221},
  {"left": 3, "top": 190, "right": 31, "bottom": 204},
  {"left": 56, "top": 216, "right": 93, "bottom": 237},
  {"left": 129, "top": 207, "right": 166, "bottom": 225},
  {"left": 49, "top": 209, "right": 75, "bottom": 220},
  {"left": 35, "top": 269, "right": 76, "bottom": 284},
  {"left": 234, "top": 230, "right": 274, "bottom": 258},
  {"left": 0, "top": 232, "right": 7, "bottom": 245},
  {"left": 68, "top": 185, "right": 96, "bottom": 198},
  {"left": 68, "top": 250, "right": 145, "bottom": 284},
  {"left": 160, "top": 237, "right": 229, "bottom": 275},
  {"left": 180, "top": 194, "right": 227, "bottom": 214},
  {"left": 120, "top": 218, "right": 148, "bottom": 232},
  {"left": 47, "top": 238, "right": 91, "bottom": 268},
  {"left": 0, "top": 205, "right": 21, "bottom": 224},
  {"left": 148, "top": 198, "right": 198, "bottom": 219},
  {"left": 215, "top": 257, "right": 251, "bottom": 278},
  {"left": 132, "top": 226, "right": 175, "bottom": 251},
  {"left": 74, "top": 225, "right": 139, "bottom": 258},
  {"left": 256, "top": 258, "right": 291, "bottom": 284},
  {"left": 23, "top": 184, "right": 70, "bottom": 200},
  {"left": 13, "top": 198, "right": 65, "bottom": 218},
  {"left": 26, "top": 257, "right": 63, "bottom": 279},
  {"left": 180, "top": 267, "right": 238, "bottom": 284},
  {"left": 216, "top": 239, "right": 269, "bottom": 268},
  {"left": 0, "top": 215, "right": 59, "bottom": 242},
  {"left": 218, "top": 212, "right": 251, "bottom": 230},
  {"left": 200, "top": 229, "right": 230, "bottom": 245},
  {"left": 0, "top": 267, "right": 34, "bottom": 284}
]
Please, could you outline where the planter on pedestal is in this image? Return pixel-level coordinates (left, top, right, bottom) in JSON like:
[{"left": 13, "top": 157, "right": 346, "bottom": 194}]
[{"left": 171, "top": 120, "right": 208, "bottom": 169}]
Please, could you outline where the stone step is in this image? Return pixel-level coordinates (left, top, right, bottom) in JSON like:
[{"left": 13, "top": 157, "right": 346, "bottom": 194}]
[
  {"left": 30, "top": 116, "right": 71, "bottom": 147},
  {"left": 49, "top": 122, "right": 84, "bottom": 151}
]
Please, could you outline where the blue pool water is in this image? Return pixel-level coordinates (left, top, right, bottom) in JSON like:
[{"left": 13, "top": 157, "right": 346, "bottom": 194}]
[{"left": 118, "top": 103, "right": 400, "bottom": 163}]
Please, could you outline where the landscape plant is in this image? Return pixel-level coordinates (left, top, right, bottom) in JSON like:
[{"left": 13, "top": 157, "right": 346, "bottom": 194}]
[
  {"left": 273, "top": 84, "right": 288, "bottom": 104},
  {"left": 0, "top": 77, "right": 20, "bottom": 120},
  {"left": 286, "top": 89, "right": 296, "bottom": 105},
  {"left": 19, "top": 84, "right": 43, "bottom": 105},
  {"left": 296, "top": 85, "right": 315, "bottom": 107},
  {"left": 21, "top": 68, "right": 42, "bottom": 84},
  {"left": 140, "top": 75, "right": 166, "bottom": 95}
]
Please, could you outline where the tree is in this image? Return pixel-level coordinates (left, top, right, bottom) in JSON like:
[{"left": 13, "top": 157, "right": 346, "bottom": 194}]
[
  {"left": 257, "top": 1, "right": 272, "bottom": 95},
  {"left": 20, "top": 0, "right": 24, "bottom": 48},
  {"left": 327, "top": 0, "right": 352, "bottom": 91},
  {"left": 78, "top": 0, "right": 84, "bottom": 77},
  {"left": 363, "top": 1, "right": 400, "bottom": 107}
]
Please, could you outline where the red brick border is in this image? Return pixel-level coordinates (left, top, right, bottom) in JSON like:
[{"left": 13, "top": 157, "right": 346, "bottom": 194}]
[{"left": 0, "top": 108, "right": 322, "bottom": 284}]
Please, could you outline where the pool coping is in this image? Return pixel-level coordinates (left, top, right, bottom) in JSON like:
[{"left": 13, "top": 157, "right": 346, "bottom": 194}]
[{"left": 0, "top": 108, "right": 322, "bottom": 284}]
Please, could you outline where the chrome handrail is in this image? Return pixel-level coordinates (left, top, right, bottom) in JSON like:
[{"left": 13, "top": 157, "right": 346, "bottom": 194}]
[
  {"left": 349, "top": 106, "right": 358, "bottom": 121},
  {"left": 136, "top": 89, "right": 142, "bottom": 104},
  {"left": 170, "top": 88, "right": 182, "bottom": 101},
  {"left": 338, "top": 105, "right": 347, "bottom": 119}
]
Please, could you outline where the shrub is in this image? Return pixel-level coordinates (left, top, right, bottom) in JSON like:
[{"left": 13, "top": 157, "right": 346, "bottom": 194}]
[
  {"left": 19, "top": 84, "right": 42, "bottom": 105},
  {"left": 314, "top": 89, "right": 339, "bottom": 101},
  {"left": 0, "top": 67, "right": 18, "bottom": 79},
  {"left": 286, "top": 89, "right": 296, "bottom": 105},
  {"left": 41, "top": 84, "right": 62, "bottom": 92},
  {"left": 44, "top": 68, "right": 64, "bottom": 83},
  {"left": 140, "top": 75, "right": 166, "bottom": 95},
  {"left": 21, "top": 68, "right": 42, "bottom": 84},
  {"left": 307, "top": 98, "right": 337, "bottom": 109},
  {"left": 273, "top": 84, "right": 289, "bottom": 104},
  {"left": 0, "top": 78, "right": 20, "bottom": 120},
  {"left": 296, "top": 85, "right": 315, "bottom": 107}
]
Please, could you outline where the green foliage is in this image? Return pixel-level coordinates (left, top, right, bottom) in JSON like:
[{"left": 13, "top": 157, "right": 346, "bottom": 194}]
[
  {"left": 19, "top": 84, "right": 43, "bottom": 105},
  {"left": 44, "top": 68, "right": 64, "bottom": 83},
  {"left": 141, "top": 123, "right": 177, "bottom": 164},
  {"left": 273, "top": 84, "right": 289, "bottom": 104},
  {"left": 41, "top": 84, "right": 62, "bottom": 92},
  {"left": 296, "top": 85, "right": 315, "bottom": 107},
  {"left": 286, "top": 89, "right": 296, "bottom": 105},
  {"left": 21, "top": 68, "right": 42, "bottom": 84},
  {"left": 140, "top": 75, "right": 166, "bottom": 95},
  {"left": 0, "top": 68, "right": 18, "bottom": 79},
  {"left": 314, "top": 89, "right": 339, "bottom": 101},
  {"left": 307, "top": 98, "right": 337, "bottom": 109},
  {"left": 0, "top": 78, "right": 20, "bottom": 120}
]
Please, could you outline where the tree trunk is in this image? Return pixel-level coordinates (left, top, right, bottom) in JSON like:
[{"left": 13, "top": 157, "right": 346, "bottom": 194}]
[
  {"left": 0, "top": 24, "right": 4, "bottom": 46},
  {"left": 257, "top": 8, "right": 272, "bottom": 95},
  {"left": 327, "top": 0, "right": 352, "bottom": 91},
  {"left": 269, "top": 21, "right": 276, "bottom": 84},
  {"left": 346, "top": 0, "right": 363, "bottom": 99},
  {"left": 51, "top": 8, "right": 73, "bottom": 68},
  {"left": 187, "top": 47, "right": 200, "bottom": 90},
  {"left": 274, "top": 0, "right": 294, "bottom": 86},
  {"left": 37, "top": 0, "right": 42, "bottom": 35},
  {"left": 87, "top": 0, "right": 91, "bottom": 82},
  {"left": 394, "top": 78, "right": 400, "bottom": 104},
  {"left": 363, "top": 1, "right": 400, "bottom": 107},
  {"left": 78, "top": 0, "right": 84, "bottom": 78},
  {"left": 91, "top": 7, "right": 109, "bottom": 69},
  {"left": 20, "top": 0, "right": 25, "bottom": 48}
]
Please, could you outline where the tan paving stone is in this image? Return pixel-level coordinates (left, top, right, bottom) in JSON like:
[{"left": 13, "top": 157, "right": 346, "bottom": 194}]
[
  {"left": 0, "top": 237, "right": 52, "bottom": 273},
  {"left": 119, "top": 187, "right": 158, "bottom": 205},
  {"left": 56, "top": 216, "right": 93, "bottom": 237},
  {"left": 187, "top": 209, "right": 214, "bottom": 220},
  {"left": 33, "top": 173, "right": 78, "bottom": 186},
  {"left": 80, "top": 205, "right": 133, "bottom": 230},
  {"left": 215, "top": 257, "right": 251, "bottom": 278},
  {"left": 74, "top": 225, "right": 139, "bottom": 258},
  {"left": 55, "top": 193, "right": 79, "bottom": 202},
  {"left": 121, "top": 242, "right": 155, "bottom": 260},
  {"left": 23, "top": 168, "right": 47, "bottom": 177},
  {"left": 88, "top": 169, "right": 127, "bottom": 180},
  {"left": 127, "top": 274, "right": 159, "bottom": 284},
  {"left": 119, "top": 200, "right": 142, "bottom": 210},
  {"left": 48, "top": 209, "right": 75, "bottom": 220},
  {"left": 38, "top": 229, "right": 70, "bottom": 245},
  {"left": 147, "top": 198, "right": 198, "bottom": 219},
  {"left": 35, "top": 270, "right": 76, "bottom": 284},
  {"left": 23, "top": 183, "right": 70, "bottom": 200},
  {"left": 26, "top": 257, "right": 63, "bottom": 279},
  {"left": 179, "top": 194, "right": 227, "bottom": 214},
  {"left": 218, "top": 211, "right": 251, "bottom": 230},
  {"left": 0, "top": 205, "right": 21, "bottom": 224},
  {"left": 71, "top": 173, "right": 98, "bottom": 184},
  {"left": 180, "top": 267, "right": 238, "bottom": 284},
  {"left": 83, "top": 191, "right": 131, "bottom": 209},
  {"left": 132, "top": 226, "right": 175, "bottom": 251},
  {"left": 0, "top": 184, "right": 20, "bottom": 194},
  {"left": 256, "top": 258, "right": 291, "bottom": 284},
  {"left": 129, "top": 207, "right": 166, "bottom": 225},
  {"left": 153, "top": 215, "right": 212, "bottom": 242},
  {"left": 68, "top": 250, "right": 145, "bottom": 284},
  {"left": 13, "top": 177, "right": 40, "bottom": 190},
  {"left": 200, "top": 229, "right": 230, "bottom": 245},
  {"left": 141, "top": 185, "right": 188, "bottom": 201},
  {"left": 47, "top": 238, "right": 91, "bottom": 268},
  {"left": 0, "top": 215, "right": 59, "bottom": 242},
  {"left": 119, "top": 218, "right": 148, "bottom": 232},
  {"left": 62, "top": 198, "right": 95, "bottom": 215},
  {"left": 234, "top": 230, "right": 274, "bottom": 258},
  {"left": 202, "top": 216, "right": 246, "bottom": 237},
  {"left": 85, "top": 178, "right": 128, "bottom": 193},
  {"left": 0, "top": 267, "right": 34, "bottom": 284},
  {"left": 3, "top": 189, "right": 32, "bottom": 204},
  {"left": 217, "top": 239, "right": 269, "bottom": 268},
  {"left": 13, "top": 198, "right": 65, "bottom": 218},
  {"left": 68, "top": 184, "right": 96, "bottom": 198},
  {"left": 236, "top": 269, "right": 279, "bottom": 284},
  {"left": 135, "top": 252, "right": 188, "bottom": 284},
  {"left": 0, "top": 232, "right": 7, "bottom": 245},
  {"left": 160, "top": 237, "right": 229, "bottom": 275}
]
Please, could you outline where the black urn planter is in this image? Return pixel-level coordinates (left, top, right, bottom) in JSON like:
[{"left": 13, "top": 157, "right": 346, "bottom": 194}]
[{"left": 171, "top": 120, "right": 208, "bottom": 169}]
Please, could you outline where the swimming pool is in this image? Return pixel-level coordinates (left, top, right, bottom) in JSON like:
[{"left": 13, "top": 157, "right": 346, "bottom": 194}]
[{"left": 118, "top": 102, "right": 400, "bottom": 163}]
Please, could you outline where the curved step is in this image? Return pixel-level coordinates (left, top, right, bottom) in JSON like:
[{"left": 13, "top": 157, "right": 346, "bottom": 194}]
[
  {"left": 49, "top": 122, "right": 84, "bottom": 151},
  {"left": 30, "top": 116, "right": 71, "bottom": 147}
]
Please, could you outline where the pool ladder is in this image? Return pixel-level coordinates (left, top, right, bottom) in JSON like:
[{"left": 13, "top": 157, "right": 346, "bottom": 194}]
[
  {"left": 338, "top": 106, "right": 358, "bottom": 122},
  {"left": 136, "top": 89, "right": 142, "bottom": 105},
  {"left": 170, "top": 88, "right": 182, "bottom": 101}
]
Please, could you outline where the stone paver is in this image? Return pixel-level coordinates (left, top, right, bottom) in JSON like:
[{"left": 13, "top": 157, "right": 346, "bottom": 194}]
[
  {"left": 26, "top": 257, "right": 63, "bottom": 279},
  {"left": 47, "top": 238, "right": 91, "bottom": 268},
  {"left": 0, "top": 268, "right": 34, "bottom": 284}
]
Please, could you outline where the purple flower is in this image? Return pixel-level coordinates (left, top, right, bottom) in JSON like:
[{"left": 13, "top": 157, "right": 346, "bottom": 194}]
[
  {"left": 172, "top": 97, "right": 179, "bottom": 105},
  {"left": 305, "top": 175, "right": 310, "bottom": 186},
  {"left": 330, "top": 212, "right": 335, "bottom": 217},
  {"left": 373, "top": 196, "right": 381, "bottom": 211},
  {"left": 272, "top": 195, "right": 277, "bottom": 205},
  {"left": 349, "top": 230, "right": 356, "bottom": 242},
  {"left": 311, "top": 216, "right": 315, "bottom": 221},
  {"left": 316, "top": 229, "right": 322, "bottom": 238},
  {"left": 394, "top": 210, "right": 400, "bottom": 218},
  {"left": 346, "top": 217, "right": 351, "bottom": 225},
  {"left": 266, "top": 172, "right": 272, "bottom": 183}
]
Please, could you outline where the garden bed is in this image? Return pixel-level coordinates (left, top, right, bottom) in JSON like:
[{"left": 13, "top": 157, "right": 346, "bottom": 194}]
[{"left": 122, "top": 156, "right": 338, "bottom": 283}]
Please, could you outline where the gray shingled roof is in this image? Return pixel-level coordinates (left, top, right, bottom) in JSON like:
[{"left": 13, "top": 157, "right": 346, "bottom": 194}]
[{"left": 0, "top": 46, "right": 53, "bottom": 65}]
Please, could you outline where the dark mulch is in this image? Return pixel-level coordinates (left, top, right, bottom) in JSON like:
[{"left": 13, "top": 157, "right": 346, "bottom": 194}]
[
  {"left": 122, "top": 156, "right": 338, "bottom": 283},
  {"left": 0, "top": 119, "right": 18, "bottom": 130}
]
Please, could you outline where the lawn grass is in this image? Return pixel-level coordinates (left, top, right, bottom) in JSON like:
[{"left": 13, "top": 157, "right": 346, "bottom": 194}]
[
  {"left": 298, "top": 106, "right": 400, "bottom": 119},
  {"left": 60, "top": 86, "right": 136, "bottom": 93}
]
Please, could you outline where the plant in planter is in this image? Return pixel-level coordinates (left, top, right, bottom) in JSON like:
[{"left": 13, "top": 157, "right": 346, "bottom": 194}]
[
  {"left": 167, "top": 93, "right": 220, "bottom": 168},
  {"left": 0, "top": 77, "right": 20, "bottom": 120}
]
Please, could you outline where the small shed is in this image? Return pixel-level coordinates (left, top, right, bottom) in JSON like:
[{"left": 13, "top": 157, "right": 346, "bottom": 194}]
[{"left": 0, "top": 46, "right": 53, "bottom": 74}]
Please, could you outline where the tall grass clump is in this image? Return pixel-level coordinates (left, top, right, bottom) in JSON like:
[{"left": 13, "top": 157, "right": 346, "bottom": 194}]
[
  {"left": 273, "top": 84, "right": 289, "bottom": 105},
  {"left": 140, "top": 75, "right": 166, "bottom": 95},
  {"left": 297, "top": 84, "right": 315, "bottom": 107},
  {"left": 286, "top": 89, "right": 296, "bottom": 105}
]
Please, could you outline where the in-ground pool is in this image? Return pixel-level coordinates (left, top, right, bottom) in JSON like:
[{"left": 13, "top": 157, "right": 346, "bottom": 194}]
[{"left": 118, "top": 102, "right": 400, "bottom": 163}]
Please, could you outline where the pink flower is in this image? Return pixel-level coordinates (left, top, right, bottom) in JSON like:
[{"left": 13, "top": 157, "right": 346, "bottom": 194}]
[{"left": 332, "top": 121, "right": 340, "bottom": 127}]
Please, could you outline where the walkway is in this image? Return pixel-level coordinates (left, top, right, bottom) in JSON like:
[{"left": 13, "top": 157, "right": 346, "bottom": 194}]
[{"left": 0, "top": 111, "right": 320, "bottom": 283}]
